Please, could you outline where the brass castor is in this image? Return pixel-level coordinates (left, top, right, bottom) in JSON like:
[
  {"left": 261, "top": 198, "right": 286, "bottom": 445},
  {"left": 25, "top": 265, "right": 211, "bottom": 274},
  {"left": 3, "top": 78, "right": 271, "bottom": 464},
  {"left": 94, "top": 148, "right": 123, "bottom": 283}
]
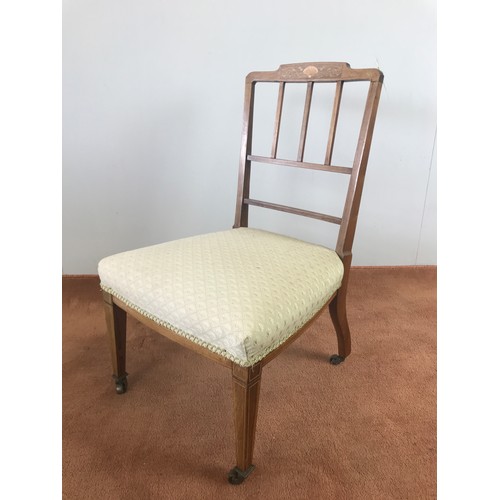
[
  {"left": 329, "top": 354, "right": 345, "bottom": 365},
  {"left": 113, "top": 374, "right": 128, "bottom": 394},
  {"left": 227, "top": 465, "right": 255, "bottom": 485}
]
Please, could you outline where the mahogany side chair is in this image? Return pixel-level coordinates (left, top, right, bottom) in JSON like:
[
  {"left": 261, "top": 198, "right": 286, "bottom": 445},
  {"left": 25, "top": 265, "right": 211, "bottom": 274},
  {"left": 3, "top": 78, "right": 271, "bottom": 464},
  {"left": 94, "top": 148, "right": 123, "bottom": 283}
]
[{"left": 98, "top": 62, "right": 383, "bottom": 484}]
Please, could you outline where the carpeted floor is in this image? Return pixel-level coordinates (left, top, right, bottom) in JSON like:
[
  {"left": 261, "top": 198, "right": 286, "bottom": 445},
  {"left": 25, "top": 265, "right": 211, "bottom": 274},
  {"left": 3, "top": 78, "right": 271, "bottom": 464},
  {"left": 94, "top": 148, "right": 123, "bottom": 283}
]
[{"left": 62, "top": 267, "right": 436, "bottom": 500}]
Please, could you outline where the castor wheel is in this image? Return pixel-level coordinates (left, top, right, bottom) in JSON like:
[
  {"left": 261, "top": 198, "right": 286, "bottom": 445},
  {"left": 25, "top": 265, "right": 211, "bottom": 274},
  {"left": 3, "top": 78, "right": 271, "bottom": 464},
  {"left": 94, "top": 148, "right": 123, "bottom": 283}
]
[
  {"left": 115, "top": 379, "right": 127, "bottom": 394},
  {"left": 227, "top": 465, "right": 255, "bottom": 485},
  {"left": 113, "top": 374, "right": 128, "bottom": 394},
  {"left": 329, "top": 354, "right": 345, "bottom": 365}
]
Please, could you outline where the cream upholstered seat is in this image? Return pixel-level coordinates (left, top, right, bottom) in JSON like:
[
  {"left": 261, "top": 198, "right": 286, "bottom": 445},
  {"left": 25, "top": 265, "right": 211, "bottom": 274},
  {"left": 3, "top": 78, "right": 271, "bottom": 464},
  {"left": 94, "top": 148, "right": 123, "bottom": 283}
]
[{"left": 98, "top": 227, "right": 344, "bottom": 367}]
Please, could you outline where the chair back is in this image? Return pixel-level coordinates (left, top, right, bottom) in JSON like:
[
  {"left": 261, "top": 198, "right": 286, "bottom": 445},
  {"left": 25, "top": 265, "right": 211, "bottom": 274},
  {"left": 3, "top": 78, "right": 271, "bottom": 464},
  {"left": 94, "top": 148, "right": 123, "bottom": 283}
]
[{"left": 233, "top": 62, "right": 384, "bottom": 265}]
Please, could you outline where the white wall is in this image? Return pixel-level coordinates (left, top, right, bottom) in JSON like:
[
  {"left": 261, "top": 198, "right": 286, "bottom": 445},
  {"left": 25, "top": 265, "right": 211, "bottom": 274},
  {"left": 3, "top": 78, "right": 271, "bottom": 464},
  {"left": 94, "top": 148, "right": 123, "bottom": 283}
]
[{"left": 63, "top": 0, "right": 436, "bottom": 274}]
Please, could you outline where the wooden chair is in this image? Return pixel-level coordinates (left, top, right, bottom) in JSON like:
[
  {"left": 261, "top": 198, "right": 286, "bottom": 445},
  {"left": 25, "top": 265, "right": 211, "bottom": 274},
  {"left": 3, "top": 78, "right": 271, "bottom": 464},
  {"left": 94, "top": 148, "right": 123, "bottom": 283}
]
[{"left": 98, "top": 62, "right": 383, "bottom": 484}]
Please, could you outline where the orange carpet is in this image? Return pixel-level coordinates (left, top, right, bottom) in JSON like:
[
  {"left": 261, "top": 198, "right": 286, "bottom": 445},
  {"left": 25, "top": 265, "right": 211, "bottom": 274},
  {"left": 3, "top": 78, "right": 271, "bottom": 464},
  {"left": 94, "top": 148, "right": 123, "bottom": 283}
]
[{"left": 62, "top": 267, "right": 436, "bottom": 499}]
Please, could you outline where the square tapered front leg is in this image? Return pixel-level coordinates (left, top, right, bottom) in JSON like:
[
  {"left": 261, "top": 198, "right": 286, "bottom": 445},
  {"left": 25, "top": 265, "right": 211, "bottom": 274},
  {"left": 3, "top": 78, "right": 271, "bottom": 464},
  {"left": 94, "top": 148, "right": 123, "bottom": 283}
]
[{"left": 229, "top": 362, "right": 262, "bottom": 484}]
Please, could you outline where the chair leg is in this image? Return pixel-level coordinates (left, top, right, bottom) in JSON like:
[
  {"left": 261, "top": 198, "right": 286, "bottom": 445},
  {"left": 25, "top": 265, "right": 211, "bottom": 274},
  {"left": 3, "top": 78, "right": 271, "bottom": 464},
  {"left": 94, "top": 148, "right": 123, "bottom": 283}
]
[
  {"left": 102, "top": 291, "right": 128, "bottom": 394},
  {"left": 328, "top": 291, "right": 352, "bottom": 365},
  {"left": 228, "top": 363, "right": 262, "bottom": 484}
]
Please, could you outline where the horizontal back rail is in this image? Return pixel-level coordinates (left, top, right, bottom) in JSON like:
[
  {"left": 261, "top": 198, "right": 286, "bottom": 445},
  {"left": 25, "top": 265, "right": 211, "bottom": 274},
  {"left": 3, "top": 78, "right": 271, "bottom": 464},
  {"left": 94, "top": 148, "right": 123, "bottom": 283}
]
[
  {"left": 244, "top": 198, "right": 342, "bottom": 225},
  {"left": 247, "top": 155, "right": 352, "bottom": 175}
]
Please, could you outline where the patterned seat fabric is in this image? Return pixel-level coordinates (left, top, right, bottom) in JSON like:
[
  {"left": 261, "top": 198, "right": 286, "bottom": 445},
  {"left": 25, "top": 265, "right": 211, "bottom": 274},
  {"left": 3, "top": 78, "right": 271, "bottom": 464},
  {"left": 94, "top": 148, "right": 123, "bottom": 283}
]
[{"left": 98, "top": 228, "right": 344, "bottom": 366}]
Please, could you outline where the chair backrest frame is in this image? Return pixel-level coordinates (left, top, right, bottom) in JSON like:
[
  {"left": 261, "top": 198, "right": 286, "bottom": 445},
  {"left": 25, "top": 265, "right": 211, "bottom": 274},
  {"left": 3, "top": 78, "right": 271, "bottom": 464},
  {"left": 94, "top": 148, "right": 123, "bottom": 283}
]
[{"left": 233, "top": 62, "right": 383, "bottom": 266}]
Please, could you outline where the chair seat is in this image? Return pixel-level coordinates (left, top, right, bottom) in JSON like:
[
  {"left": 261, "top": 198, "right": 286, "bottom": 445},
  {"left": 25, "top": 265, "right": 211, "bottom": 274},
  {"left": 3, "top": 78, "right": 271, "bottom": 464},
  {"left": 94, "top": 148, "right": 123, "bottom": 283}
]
[{"left": 98, "top": 227, "right": 344, "bottom": 366}]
